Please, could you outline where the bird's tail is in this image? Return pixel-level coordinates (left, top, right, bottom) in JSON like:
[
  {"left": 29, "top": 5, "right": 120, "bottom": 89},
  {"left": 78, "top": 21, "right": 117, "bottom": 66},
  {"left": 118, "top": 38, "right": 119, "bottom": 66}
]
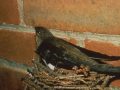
[{"left": 90, "top": 63, "right": 120, "bottom": 75}]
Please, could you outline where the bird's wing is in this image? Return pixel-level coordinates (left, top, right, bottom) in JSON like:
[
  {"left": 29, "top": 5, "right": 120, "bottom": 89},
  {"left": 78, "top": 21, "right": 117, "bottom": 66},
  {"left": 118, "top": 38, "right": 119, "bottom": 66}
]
[{"left": 44, "top": 38, "right": 98, "bottom": 65}]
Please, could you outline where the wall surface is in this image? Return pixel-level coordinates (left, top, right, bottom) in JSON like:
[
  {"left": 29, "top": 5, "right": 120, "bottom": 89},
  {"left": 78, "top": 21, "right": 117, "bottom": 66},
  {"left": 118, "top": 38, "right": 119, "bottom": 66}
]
[{"left": 0, "top": 0, "right": 120, "bottom": 89}]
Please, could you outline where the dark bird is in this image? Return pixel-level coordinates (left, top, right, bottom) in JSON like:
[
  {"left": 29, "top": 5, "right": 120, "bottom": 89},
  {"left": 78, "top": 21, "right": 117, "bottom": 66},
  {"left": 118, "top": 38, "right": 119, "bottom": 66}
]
[{"left": 35, "top": 27, "right": 120, "bottom": 75}]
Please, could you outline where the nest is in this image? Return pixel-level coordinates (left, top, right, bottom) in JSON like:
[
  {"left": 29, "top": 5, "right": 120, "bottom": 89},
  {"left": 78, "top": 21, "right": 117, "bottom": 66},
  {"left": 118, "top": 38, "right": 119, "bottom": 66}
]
[{"left": 22, "top": 58, "right": 119, "bottom": 90}]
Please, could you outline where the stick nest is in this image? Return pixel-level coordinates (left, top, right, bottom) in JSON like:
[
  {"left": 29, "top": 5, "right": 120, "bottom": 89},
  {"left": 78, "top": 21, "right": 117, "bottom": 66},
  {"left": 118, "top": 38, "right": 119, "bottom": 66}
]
[{"left": 22, "top": 59, "right": 116, "bottom": 90}]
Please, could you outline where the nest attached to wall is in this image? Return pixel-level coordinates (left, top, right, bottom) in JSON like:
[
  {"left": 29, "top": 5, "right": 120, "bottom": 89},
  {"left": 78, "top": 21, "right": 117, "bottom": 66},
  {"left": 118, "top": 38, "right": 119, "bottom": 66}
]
[{"left": 22, "top": 58, "right": 119, "bottom": 90}]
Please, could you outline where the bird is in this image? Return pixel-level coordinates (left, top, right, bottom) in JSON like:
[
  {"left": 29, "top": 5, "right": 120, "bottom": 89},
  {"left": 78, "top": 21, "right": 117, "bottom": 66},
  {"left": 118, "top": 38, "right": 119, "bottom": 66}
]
[{"left": 35, "top": 27, "right": 120, "bottom": 75}]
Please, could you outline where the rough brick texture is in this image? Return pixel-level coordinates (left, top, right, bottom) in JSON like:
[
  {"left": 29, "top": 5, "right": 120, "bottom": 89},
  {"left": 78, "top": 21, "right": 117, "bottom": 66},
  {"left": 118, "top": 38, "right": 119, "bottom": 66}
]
[
  {"left": 85, "top": 39, "right": 120, "bottom": 57},
  {"left": 24, "top": 0, "right": 120, "bottom": 34},
  {"left": 0, "top": 0, "right": 20, "bottom": 24},
  {"left": 0, "top": 29, "right": 35, "bottom": 65},
  {"left": 0, "top": 67, "right": 26, "bottom": 90},
  {"left": 85, "top": 39, "right": 120, "bottom": 66},
  {"left": 0, "top": 0, "right": 120, "bottom": 88},
  {"left": 85, "top": 39, "right": 120, "bottom": 86}
]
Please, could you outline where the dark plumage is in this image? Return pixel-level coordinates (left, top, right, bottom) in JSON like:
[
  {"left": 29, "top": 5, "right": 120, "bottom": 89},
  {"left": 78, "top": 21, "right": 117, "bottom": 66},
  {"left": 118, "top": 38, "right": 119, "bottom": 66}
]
[{"left": 35, "top": 27, "right": 120, "bottom": 75}]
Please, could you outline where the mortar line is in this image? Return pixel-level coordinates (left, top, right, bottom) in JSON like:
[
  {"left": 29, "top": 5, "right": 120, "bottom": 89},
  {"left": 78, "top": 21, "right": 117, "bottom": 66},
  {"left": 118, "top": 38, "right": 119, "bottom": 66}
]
[
  {"left": 50, "top": 29, "right": 120, "bottom": 46},
  {"left": 0, "top": 24, "right": 34, "bottom": 32},
  {"left": 17, "top": 0, "right": 26, "bottom": 26},
  {"left": 0, "top": 24, "right": 120, "bottom": 46}
]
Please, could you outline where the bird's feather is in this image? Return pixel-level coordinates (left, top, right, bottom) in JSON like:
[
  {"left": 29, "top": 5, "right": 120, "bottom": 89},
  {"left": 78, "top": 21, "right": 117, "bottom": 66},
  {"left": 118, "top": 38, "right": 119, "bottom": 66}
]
[{"left": 35, "top": 27, "right": 120, "bottom": 75}]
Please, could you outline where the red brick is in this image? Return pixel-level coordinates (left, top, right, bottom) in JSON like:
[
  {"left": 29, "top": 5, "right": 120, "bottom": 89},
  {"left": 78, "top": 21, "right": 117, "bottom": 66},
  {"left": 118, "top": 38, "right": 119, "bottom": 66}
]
[
  {"left": 24, "top": 0, "right": 120, "bottom": 34},
  {"left": 0, "top": 29, "right": 36, "bottom": 65},
  {"left": 85, "top": 39, "right": 120, "bottom": 87},
  {"left": 85, "top": 39, "right": 120, "bottom": 56},
  {"left": 0, "top": 0, "right": 20, "bottom": 24},
  {"left": 111, "top": 80, "right": 120, "bottom": 87},
  {"left": 0, "top": 67, "right": 26, "bottom": 90},
  {"left": 84, "top": 39, "right": 120, "bottom": 66}
]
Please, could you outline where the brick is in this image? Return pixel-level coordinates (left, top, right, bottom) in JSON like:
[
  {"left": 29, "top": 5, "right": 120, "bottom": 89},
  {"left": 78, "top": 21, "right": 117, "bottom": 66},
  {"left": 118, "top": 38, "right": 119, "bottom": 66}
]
[
  {"left": 85, "top": 39, "right": 120, "bottom": 87},
  {"left": 24, "top": 0, "right": 120, "bottom": 34},
  {"left": 0, "top": 67, "right": 26, "bottom": 90},
  {"left": 0, "top": 29, "right": 36, "bottom": 65},
  {"left": 0, "top": 0, "right": 20, "bottom": 24},
  {"left": 85, "top": 39, "right": 120, "bottom": 56},
  {"left": 84, "top": 39, "right": 120, "bottom": 66},
  {"left": 111, "top": 80, "right": 120, "bottom": 87}
]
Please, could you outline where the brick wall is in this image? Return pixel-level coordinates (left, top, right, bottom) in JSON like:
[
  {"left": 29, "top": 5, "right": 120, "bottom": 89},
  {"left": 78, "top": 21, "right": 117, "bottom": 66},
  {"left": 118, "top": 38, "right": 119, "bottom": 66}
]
[{"left": 0, "top": 0, "right": 120, "bottom": 89}]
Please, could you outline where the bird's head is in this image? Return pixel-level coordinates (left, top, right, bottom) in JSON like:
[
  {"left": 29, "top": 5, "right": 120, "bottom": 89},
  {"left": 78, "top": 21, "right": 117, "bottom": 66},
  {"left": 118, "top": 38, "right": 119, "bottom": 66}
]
[
  {"left": 35, "top": 27, "right": 54, "bottom": 46},
  {"left": 35, "top": 27, "right": 53, "bottom": 39}
]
